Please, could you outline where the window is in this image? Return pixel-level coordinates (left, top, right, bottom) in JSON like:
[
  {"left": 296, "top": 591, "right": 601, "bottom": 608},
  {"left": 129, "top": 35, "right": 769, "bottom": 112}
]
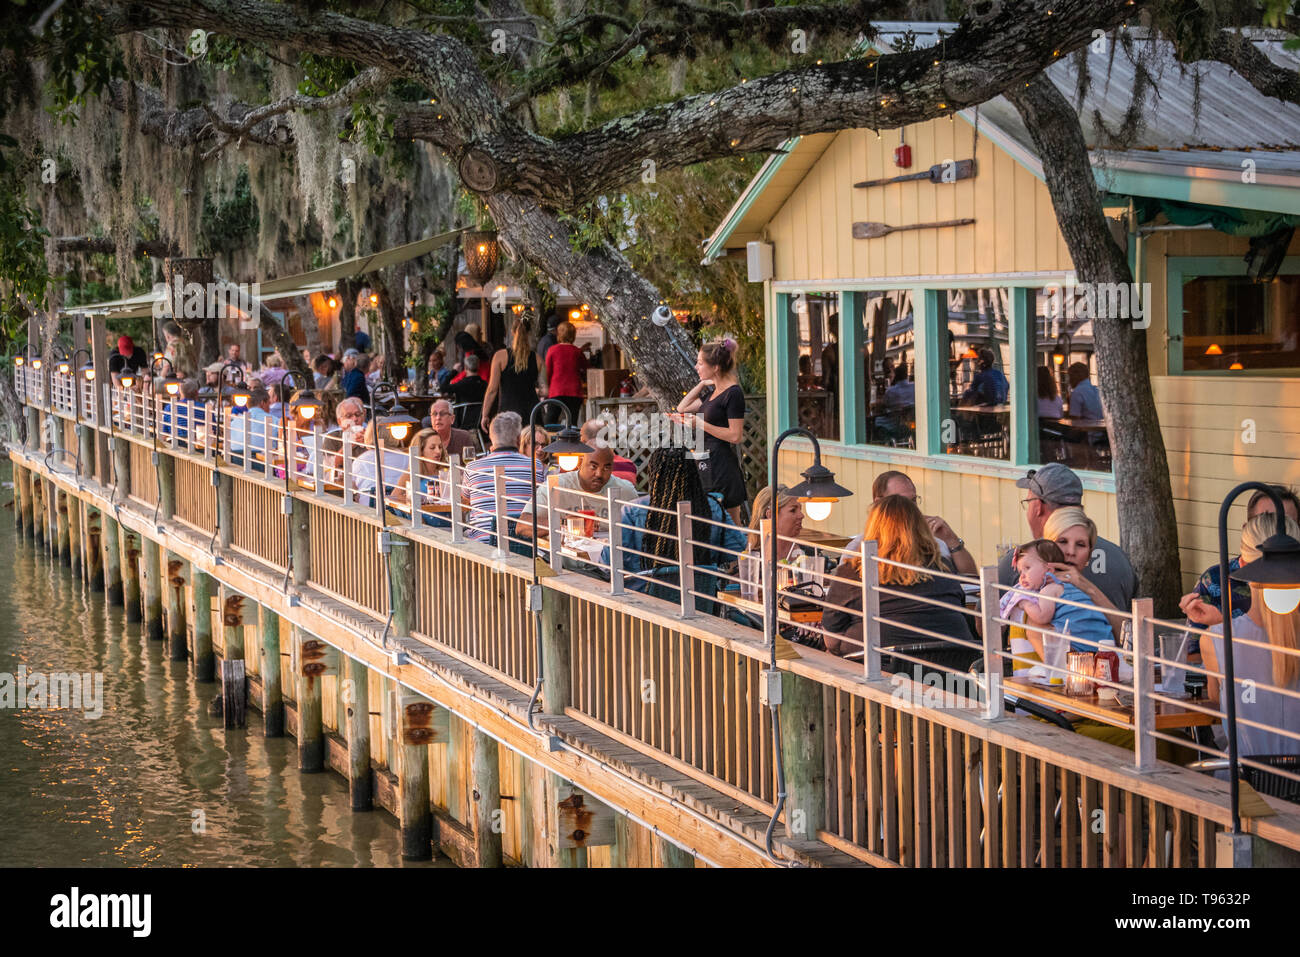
[
  {"left": 938, "top": 288, "right": 1011, "bottom": 461},
  {"left": 793, "top": 292, "right": 840, "bottom": 441},
  {"left": 853, "top": 290, "right": 916, "bottom": 448},
  {"left": 1032, "top": 290, "right": 1110, "bottom": 472},
  {"left": 1180, "top": 274, "right": 1300, "bottom": 372}
]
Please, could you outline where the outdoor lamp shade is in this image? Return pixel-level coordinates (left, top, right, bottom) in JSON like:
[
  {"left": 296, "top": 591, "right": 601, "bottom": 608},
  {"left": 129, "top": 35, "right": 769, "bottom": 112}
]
[
  {"left": 81, "top": 364, "right": 95, "bottom": 381},
  {"left": 31, "top": 358, "right": 41, "bottom": 370},
  {"left": 163, "top": 374, "right": 183, "bottom": 396},
  {"left": 463, "top": 231, "right": 499, "bottom": 287},
  {"left": 14, "top": 357, "right": 23, "bottom": 367},
  {"left": 119, "top": 373, "right": 134, "bottom": 388},
  {"left": 57, "top": 360, "right": 70, "bottom": 375},
  {"left": 291, "top": 389, "right": 321, "bottom": 421},
  {"left": 379, "top": 404, "right": 419, "bottom": 443},
  {"left": 1205, "top": 343, "right": 1224, "bottom": 356},
  {"left": 787, "top": 461, "right": 852, "bottom": 520},
  {"left": 1231, "top": 532, "right": 1300, "bottom": 614},
  {"left": 544, "top": 426, "right": 593, "bottom": 472}
]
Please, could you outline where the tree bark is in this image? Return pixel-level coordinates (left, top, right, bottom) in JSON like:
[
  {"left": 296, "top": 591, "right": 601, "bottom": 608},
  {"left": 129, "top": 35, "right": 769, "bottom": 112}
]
[
  {"left": 375, "top": 281, "right": 406, "bottom": 384},
  {"left": 336, "top": 277, "right": 361, "bottom": 352},
  {"left": 251, "top": 295, "right": 313, "bottom": 386},
  {"left": 1006, "top": 74, "right": 1181, "bottom": 617}
]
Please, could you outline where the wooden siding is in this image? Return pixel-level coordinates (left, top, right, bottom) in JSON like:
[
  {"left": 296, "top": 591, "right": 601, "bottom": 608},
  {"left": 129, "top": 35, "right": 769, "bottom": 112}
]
[
  {"left": 766, "top": 119, "right": 1071, "bottom": 282},
  {"left": 128, "top": 440, "right": 158, "bottom": 506},
  {"left": 174, "top": 455, "right": 217, "bottom": 532},
  {"left": 231, "top": 475, "right": 290, "bottom": 570}
]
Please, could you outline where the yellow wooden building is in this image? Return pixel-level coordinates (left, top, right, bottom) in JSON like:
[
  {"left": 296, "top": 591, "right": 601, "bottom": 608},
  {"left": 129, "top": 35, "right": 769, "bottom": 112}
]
[{"left": 704, "top": 24, "right": 1300, "bottom": 589}]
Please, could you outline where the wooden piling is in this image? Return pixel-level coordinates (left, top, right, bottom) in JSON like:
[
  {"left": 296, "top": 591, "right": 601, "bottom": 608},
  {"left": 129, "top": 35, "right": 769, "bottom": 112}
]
[
  {"left": 111, "top": 434, "right": 130, "bottom": 505},
  {"left": 397, "top": 702, "right": 432, "bottom": 860},
  {"left": 55, "top": 488, "right": 70, "bottom": 565},
  {"left": 191, "top": 571, "right": 215, "bottom": 682},
  {"left": 220, "top": 586, "right": 248, "bottom": 660},
  {"left": 540, "top": 588, "right": 572, "bottom": 715},
  {"left": 471, "top": 729, "right": 503, "bottom": 867},
  {"left": 67, "top": 494, "right": 82, "bottom": 578},
  {"left": 260, "top": 605, "right": 284, "bottom": 737},
  {"left": 216, "top": 472, "right": 233, "bottom": 550},
  {"left": 142, "top": 536, "right": 164, "bottom": 641},
  {"left": 157, "top": 453, "right": 175, "bottom": 521},
  {"left": 655, "top": 835, "right": 696, "bottom": 868},
  {"left": 85, "top": 506, "right": 104, "bottom": 591},
  {"left": 102, "top": 512, "right": 123, "bottom": 606},
  {"left": 294, "top": 626, "right": 324, "bottom": 773},
  {"left": 546, "top": 772, "right": 588, "bottom": 867},
  {"left": 120, "top": 526, "right": 142, "bottom": 621},
  {"left": 15, "top": 465, "right": 31, "bottom": 538},
  {"left": 780, "top": 671, "right": 827, "bottom": 844},
  {"left": 78, "top": 419, "right": 95, "bottom": 482},
  {"left": 346, "top": 656, "right": 372, "bottom": 810},
  {"left": 289, "top": 497, "right": 311, "bottom": 586},
  {"left": 166, "top": 553, "right": 188, "bottom": 661},
  {"left": 31, "top": 475, "right": 44, "bottom": 547}
]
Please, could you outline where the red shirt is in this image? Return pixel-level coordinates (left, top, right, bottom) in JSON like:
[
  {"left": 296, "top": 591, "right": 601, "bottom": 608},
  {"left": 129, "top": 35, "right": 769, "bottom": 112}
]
[
  {"left": 545, "top": 342, "right": 587, "bottom": 398},
  {"left": 611, "top": 455, "right": 637, "bottom": 485}
]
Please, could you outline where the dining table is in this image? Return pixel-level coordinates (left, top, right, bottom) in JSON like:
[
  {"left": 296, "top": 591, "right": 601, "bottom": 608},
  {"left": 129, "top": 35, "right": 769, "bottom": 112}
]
[{"left": 1002, "top": 675, "right": 1215, "bottom": 730}]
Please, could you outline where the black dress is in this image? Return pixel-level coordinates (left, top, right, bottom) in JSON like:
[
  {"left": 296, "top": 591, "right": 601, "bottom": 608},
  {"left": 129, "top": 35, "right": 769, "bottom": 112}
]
[
  {"left": 496, "top": 352, "right": 539, "bottom": 421},
  {"left": 697, "top": 383, "right": 747, "bottom": 510}
]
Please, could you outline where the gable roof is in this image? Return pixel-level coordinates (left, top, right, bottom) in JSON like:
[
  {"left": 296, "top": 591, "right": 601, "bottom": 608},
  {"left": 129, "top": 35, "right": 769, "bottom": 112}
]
[{"left": 703, "top": 24, "right": 1300, "bottom": 262}]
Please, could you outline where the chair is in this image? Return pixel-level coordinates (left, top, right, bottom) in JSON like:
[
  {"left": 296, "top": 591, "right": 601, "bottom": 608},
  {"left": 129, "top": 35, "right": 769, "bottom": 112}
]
[
  {"left": 452, "top": 401, "right": 482, "bottom": 433},
  {"left": 1187, "top": 755, "right": 1300, "bottom": 802}
]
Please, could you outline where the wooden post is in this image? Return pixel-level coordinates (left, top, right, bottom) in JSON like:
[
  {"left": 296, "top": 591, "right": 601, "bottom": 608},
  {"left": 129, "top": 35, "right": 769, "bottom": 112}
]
[
  {"left": 55, "top": 488, "right": 70, "bottom": 565},
  {"left": 220, "top": 585, "right": 248, "bottom": 661},
  {"left": 112, "top": 434, "right": 131, "bottom": 505},
  {"left": 346, "top": 656, "right": 372, "bottom": 810},
  {"left": 90, "top": 315, "right": 110, "bottom": 482},
  {"left": 260, "top": 606, "right": 284, "bottom": 737},
  {"left": 157, "top": 453, "right": 176, "bottom": 521},
  {"left": 294, "top": 626, "right": 324, "bottom": 772},
  {"left": 102, "top": 512, "right": 123, "bottom": 606},
  {"left": 780, "top": 671, "right": 827, "bottom": 844},
  {"left": 78, "top": 418, "right": 95, "bottom": 481},
  {"left": 85, "top": 506, "right": 104, "bottom": 591},
  {"left": 396, "top": 694, "right": 433, "bottom": 860},
  {"left": 30, "top": 475, "right": 44, "bottom": 547},
  {"left": 216, "top": 472, "right": 233, "bottom": 550},
  {"left": 165, "top": 553, "right": 188, "bottom": 661},
  {"left": 540, "top": 587, "right": 572, "bottom": 715},
  {"left": 386, "top": 531, "right": 415, "bottom": 638},
  {"left": 470, "top": 729, "right": 503, "bottom": 867},
  {"left": 120, "top": 526, "right": 142, "bottom": 622},
  {"left": 67, "top": 495, "right": 82, "bottom": 578},
  {"left": 191, "top": 571, "right": 216, "bottom": 682},
  {"left": 545, "top": 773, "right": 588, "bottom": 867},
  {"left": 15, "top": 466, "right": 31, "bottom": 538},
  {"left": 25, "top": 404, "right": 39, "bottom": 454},
  {"left": 142, "top": 536, "right": 164, "bottom": 641},
  {"left": 655, "top": 836, "right": 696, "bottom": 868},
  {"left": 290, "top": 497, "right": 311, "bottom": 586}
]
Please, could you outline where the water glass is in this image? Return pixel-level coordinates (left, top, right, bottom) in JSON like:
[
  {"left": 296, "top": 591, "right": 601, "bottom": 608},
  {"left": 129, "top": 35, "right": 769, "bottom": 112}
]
[
  {"left": 1043, "top": 632, "right": 1069, "bottom": 686},
  {"left": 740, "top": 553, "right": 762, "bottom": 602},
  {"left": 1157, "top": 629, "right": 1190, "bottom": 698}
]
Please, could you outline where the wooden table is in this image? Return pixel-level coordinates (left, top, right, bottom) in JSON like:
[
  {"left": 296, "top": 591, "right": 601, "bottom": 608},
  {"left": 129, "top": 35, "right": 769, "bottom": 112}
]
[
  {"left": 717, "top": 588, "right": 823, "bottom": 627},
  {"left": 1041, "top": 417, "right": 1107, "bottom": 432},
  {"left": 797, "top": 528, "right": 852, "bottom": 551},
  {"left": 1003, "top": 676, "right": 1215, "bottom": 730}
]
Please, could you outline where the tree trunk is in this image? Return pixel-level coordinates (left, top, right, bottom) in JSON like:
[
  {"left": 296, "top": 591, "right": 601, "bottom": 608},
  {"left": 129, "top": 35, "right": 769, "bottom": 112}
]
[
  {"left": 296, "top": 295, "right": 323, "bottom": 357},
  {"left": 0, "top": 374, "right": 27, "bottom": 445},
  {"left": 375, "top": 282, "right": 406, "bottom": 384},
  {"left": 1006, "top": 74, "right": 1181, "bottom": 617},
  {"left": 336, "top": 277, "right": 361, "bottom": 352},
  {"left": 487, "top": 192, "right": 697, "bottom": 408},
  {"left": 253, "top": 297, "right": 313, "bottom": 387}
]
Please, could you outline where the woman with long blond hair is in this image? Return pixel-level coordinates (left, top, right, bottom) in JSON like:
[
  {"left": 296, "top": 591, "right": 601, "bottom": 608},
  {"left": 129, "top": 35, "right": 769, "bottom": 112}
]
[
  {"left": 482, "top": 319, "right": 540, "bottom": 431},
  {"left": 1194, "top": 513, "right": 1300, "bottom": 759},
  {"left": 822, "top": 495, "right": 976, "bottom": 671}
]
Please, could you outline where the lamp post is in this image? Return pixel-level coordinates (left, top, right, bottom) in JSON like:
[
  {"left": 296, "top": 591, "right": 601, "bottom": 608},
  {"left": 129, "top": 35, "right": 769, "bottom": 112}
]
[
  {"left": 368, "top": 381, "right": 419, "bottom": 645},
  {"left": 202, "top": 362, "right": 246, "bottom": 554},
  {"left": 1215, "top": 482, "right": 1300, "bottom": 836},
  {"left": 522, "top": 399, "right": 592, "bottom": 730},
  {"left": 148, "top": 356, "right": 180, "bottom": 524},
  {"left": 762, "top": 426, "right": 852, "bottom": 864},
  {"left": 277, "top": 373, "right": 320, "bottom": 591}
]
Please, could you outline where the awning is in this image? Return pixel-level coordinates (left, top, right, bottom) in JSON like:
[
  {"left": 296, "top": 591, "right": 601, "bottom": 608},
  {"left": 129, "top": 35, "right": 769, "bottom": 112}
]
[{"left": 62, "top": 228, "right": 467, "bottom": 319}]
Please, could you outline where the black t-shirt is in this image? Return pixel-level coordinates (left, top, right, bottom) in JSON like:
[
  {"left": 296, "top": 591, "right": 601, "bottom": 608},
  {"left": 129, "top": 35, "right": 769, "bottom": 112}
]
[
  {"left": 448, "top": 374, "right": 487, "bottom": 407},
  {"left": 109, "top": 347, "right": 147, "bottom": 375},
  {"left": 699, "top": 384, "right": 745, "bottom": 456}
]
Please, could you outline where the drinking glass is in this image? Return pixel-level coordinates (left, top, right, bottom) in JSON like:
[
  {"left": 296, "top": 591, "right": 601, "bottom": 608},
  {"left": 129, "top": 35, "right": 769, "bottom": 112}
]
[
  {"left": 740, "top": 553, "right": 762, "bottom": 602},
  {"left": 1043, "top": 631, "right": 1068, "bottom": 686}
]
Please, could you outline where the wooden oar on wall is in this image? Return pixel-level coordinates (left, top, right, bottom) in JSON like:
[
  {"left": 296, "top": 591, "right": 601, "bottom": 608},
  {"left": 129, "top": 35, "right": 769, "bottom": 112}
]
[
  {"left": 854, "top": 159, "right": 977, "bottom": 189},
  {"left": 852, "top": 218, "right": 975, "bottom": 239}
]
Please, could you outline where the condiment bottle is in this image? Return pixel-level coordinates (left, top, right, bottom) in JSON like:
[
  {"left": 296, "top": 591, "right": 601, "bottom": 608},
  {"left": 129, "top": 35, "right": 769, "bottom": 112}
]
[{"left": 1094, "top": 639, "right": 1120, "bottom": 687}]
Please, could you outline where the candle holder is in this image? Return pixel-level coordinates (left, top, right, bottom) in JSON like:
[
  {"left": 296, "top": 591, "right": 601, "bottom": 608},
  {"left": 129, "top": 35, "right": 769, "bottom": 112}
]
[{"left": 1066, "top": 651, "right": 1096, "bottom": 696}]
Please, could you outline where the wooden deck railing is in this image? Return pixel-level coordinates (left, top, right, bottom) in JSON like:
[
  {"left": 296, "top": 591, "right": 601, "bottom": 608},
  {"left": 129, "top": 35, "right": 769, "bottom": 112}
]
[{"left": 12, "top": 372, "right": 1300, "bottom": 868}]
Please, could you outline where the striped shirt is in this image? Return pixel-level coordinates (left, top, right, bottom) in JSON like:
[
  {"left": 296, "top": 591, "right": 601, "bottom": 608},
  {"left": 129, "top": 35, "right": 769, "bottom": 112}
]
[{"left": 461, "top": 450, "right": 545, "bottom": 543}]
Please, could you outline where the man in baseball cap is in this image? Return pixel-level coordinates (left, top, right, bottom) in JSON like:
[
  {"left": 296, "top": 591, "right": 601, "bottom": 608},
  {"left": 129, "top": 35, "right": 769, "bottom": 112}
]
[{"left": 999, "top": 463, "right": 1136, "bottom": 612}]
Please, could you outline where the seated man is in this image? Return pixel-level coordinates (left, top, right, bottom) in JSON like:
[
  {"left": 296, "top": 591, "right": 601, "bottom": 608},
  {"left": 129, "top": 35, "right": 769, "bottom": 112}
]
[
  {"left": 845, "top": 470, "right": 976, "bottom": 576},
  {"left": 517, "top": 447, "right": 639, "bottom": 568},
  {"left": 161, "top": 378, "right": 204, "bottom": 443},
  {"left": 227, "top": 387, "right": 279, "bottom": 468},
  {"left": 460, "top": 411, "right": 545, "bottom": 548},
  {"left": 426, "top": 398, "right": 478, "bottom": 460},
  {"left": 308, "top": 396, "right": 367, "bottom": 478},
  {"left": 580, "top": 418, "right": 638, "bottom": 486},
  {"left": 448, "top": 354, "right": 488, "bottom": 409}
]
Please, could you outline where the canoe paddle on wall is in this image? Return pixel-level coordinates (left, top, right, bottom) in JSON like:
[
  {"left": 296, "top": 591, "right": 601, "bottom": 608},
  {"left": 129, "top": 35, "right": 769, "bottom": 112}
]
[
  {"left": 854, "top": 159, "right": 977, "bottom": 189},
  {"left": 852, "top": 218, "right": 975, "bottom": 239}
]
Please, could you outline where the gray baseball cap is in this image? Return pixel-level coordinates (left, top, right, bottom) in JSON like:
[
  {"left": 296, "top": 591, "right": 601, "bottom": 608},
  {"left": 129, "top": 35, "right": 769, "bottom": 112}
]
[
  {"left": 1015, "top": 464, "right": 1082, "bottom": 505},
  {"left": 343, "top": 348, "right": 360, "bottom": 359}
]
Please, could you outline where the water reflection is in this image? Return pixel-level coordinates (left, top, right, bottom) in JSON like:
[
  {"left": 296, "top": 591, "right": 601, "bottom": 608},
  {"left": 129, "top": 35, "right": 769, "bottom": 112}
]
[{"left": 0, "top": 511, "right": 451, "bottom": 867}]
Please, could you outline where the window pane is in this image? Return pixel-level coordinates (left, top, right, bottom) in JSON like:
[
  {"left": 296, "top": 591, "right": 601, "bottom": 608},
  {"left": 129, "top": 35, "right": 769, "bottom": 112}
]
[
  {"left": 794, "top": 292, "right": 840, "bottom": 441},
  {"left": 1033, "top": 290, "right": 1111, "bottom": 472},
  {"left": 940, "top": 288, "right": 1010, "bottom": 461},
  {"left": 857, "top": 290, "right": 916, "bottom": 448},
  {"left": 1181, "top": 274, "right": 1300, "bottom": 372}
]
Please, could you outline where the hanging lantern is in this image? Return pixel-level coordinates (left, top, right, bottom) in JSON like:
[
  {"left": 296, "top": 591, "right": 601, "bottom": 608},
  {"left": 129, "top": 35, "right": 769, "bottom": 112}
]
[
  {"left": 162, "top": 257, "right": 214, "bottom": 330},
  {"left": 463, "top": 230, "right": 499, "bottom": 288}
]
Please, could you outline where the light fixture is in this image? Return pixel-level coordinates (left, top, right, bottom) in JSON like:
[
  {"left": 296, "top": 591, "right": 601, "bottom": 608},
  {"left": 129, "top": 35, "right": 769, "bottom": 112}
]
[
  {"left": 31, "top": 358, "right": 41, "bottom": 371},
  {"left": 1230, "top": 361, "right": 1244, "bottom": 370},
  {"left": 57, "top": 359, "right": 70, "bottom": 375},
  {"left": 379, "top": 402, "right": 418, "bottom": 443},
  {"left": 119, "top": 372, "right": 135, "bottom": 389},
  {"left": 163, "top": 374, "right": 183, "bottom": 396},
  {"left": 328, "top": 296, "right": 338, "bottom": 309},
  {"left": 1234, "top": 530, "right": 1300, "bottom": 614},
  {"left": 1205, "top": 343, "right": 1223, "bottom": 356},
  {"left": 788, "top": 460, "right": 853, "bottom": 521},
  {"left": 81, "top": 364, "right": 95, "bottom": 381},
  {"left": 14, "top": 356, "right": 23, "bottom": 367},
  {"left": 153, "top": 351, "right": 163, "bottom": 362},
  {"left": 961, "top": 347, "right": 978, "bottom": 361},
  {"left": 463, "top": 230, "right": 500, "bottom": 288},
  {"left": 569, "top": 309, "right": 582, "bottom": 321},
  {"left": 1052, "top": 352, "right": 1065, "bottom": 366},
  {"left": 369, "top": 293, "right": 378, "bottom": 307},
  {"left": 545, "top": 421, "right": 593, "bottom": 472}
]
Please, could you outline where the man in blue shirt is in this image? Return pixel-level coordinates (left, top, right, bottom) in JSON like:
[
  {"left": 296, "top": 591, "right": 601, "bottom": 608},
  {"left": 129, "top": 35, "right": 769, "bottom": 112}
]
[
  {"left": 228, "top": 387, "right": 280, "bottom": 468},
  {"left": 1066, "top": 363, "right": 1104, "bottom": 419},
  {"left": 960, "top": 348, "right": 1008, "bottom": 406},
  {"left": 341, "top": 349, "right": 369, "bottom": 404}
]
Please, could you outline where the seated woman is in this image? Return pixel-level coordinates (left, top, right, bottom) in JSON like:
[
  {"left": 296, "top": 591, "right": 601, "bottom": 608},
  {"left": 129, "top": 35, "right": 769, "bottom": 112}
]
[
  {"left": 738, "top": 484, "right": 823, "bottom": 646},
  {"left": 1042, "top": 506, "right": 1124, "bottom": 642},
  {"left": 352, "top": 421, "right": 412, "bottom": 507},
  {"left": 1192, "top": 513, "right": 1300, "bottom": 776},
  {"left": 390, "top": 428, "right": 450, "bottom": 525},
  {"left": 823, "top": 494, "right": 976, "bottom": 675},
  {"left": 606, "top": 447, "right": 746, "bottom": 613}
]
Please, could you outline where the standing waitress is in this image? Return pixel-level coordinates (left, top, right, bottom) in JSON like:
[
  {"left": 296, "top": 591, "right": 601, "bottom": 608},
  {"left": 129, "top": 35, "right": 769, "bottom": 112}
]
[{"left": 673, "top": 339, "right": 746, "bottom": 525}]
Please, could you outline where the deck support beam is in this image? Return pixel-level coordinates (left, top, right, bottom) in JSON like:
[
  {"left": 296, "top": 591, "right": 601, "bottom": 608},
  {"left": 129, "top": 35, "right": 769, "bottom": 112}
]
[
  {"left": 346, "top": 656, "right": 372, "bottom": 810},
  {"left": 220, "top": 584, "right": 248, "bottom": 661},
  {"left": 111, "top": 435, "right": 130, "bottom": 506},
  {"left": 142, "top": 535, "right": 165, "bottom": 641},
  {"left": 216, "top": 472, "right": 233, "bottom": 550},
  {"left": 397, "top": 718, "right": 432, "bottom": 860},
  {"left": 541, "top": 588, "right": 572, "bottom": 715},
  {"left": 166, "top": 553, "right": 189, "bottom": 661},
  {"left": 157, "top": 453, "right": 175, "bottom": 521},
  {"left": 120, "top": 525, "right": 142, "bottom": 621},
  {"left": 67, "top": 495, "right": 83, "bottom": 578},
  {"left": 102, "top": 511, "right": 123, "bottom": 605},
  {"left": 16, "top": 465, "right": 32, "bottom": 538},
  {"left": 260, "top": 606, "right": 284, "bottom": 737},
  {"left": 471, "top": 729, "right": 503, "bottom": 867},
  {"left": 55, "top": 487, "right": 70, "bottom": 565},
  {"left": 85, "top": 506, "right": 103, "bottom": 590},
  {"left": 780, "top": 672, "right": 827, "bottom": 844},
  {"left": 191, "top": 571, "right": 216, "bottom": 682},
  {"left": 294, "top": 626, "right": 324, "bottom": 773},
  {"left": 31, "top": 474, "right": 44, "bottom": 548}
]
